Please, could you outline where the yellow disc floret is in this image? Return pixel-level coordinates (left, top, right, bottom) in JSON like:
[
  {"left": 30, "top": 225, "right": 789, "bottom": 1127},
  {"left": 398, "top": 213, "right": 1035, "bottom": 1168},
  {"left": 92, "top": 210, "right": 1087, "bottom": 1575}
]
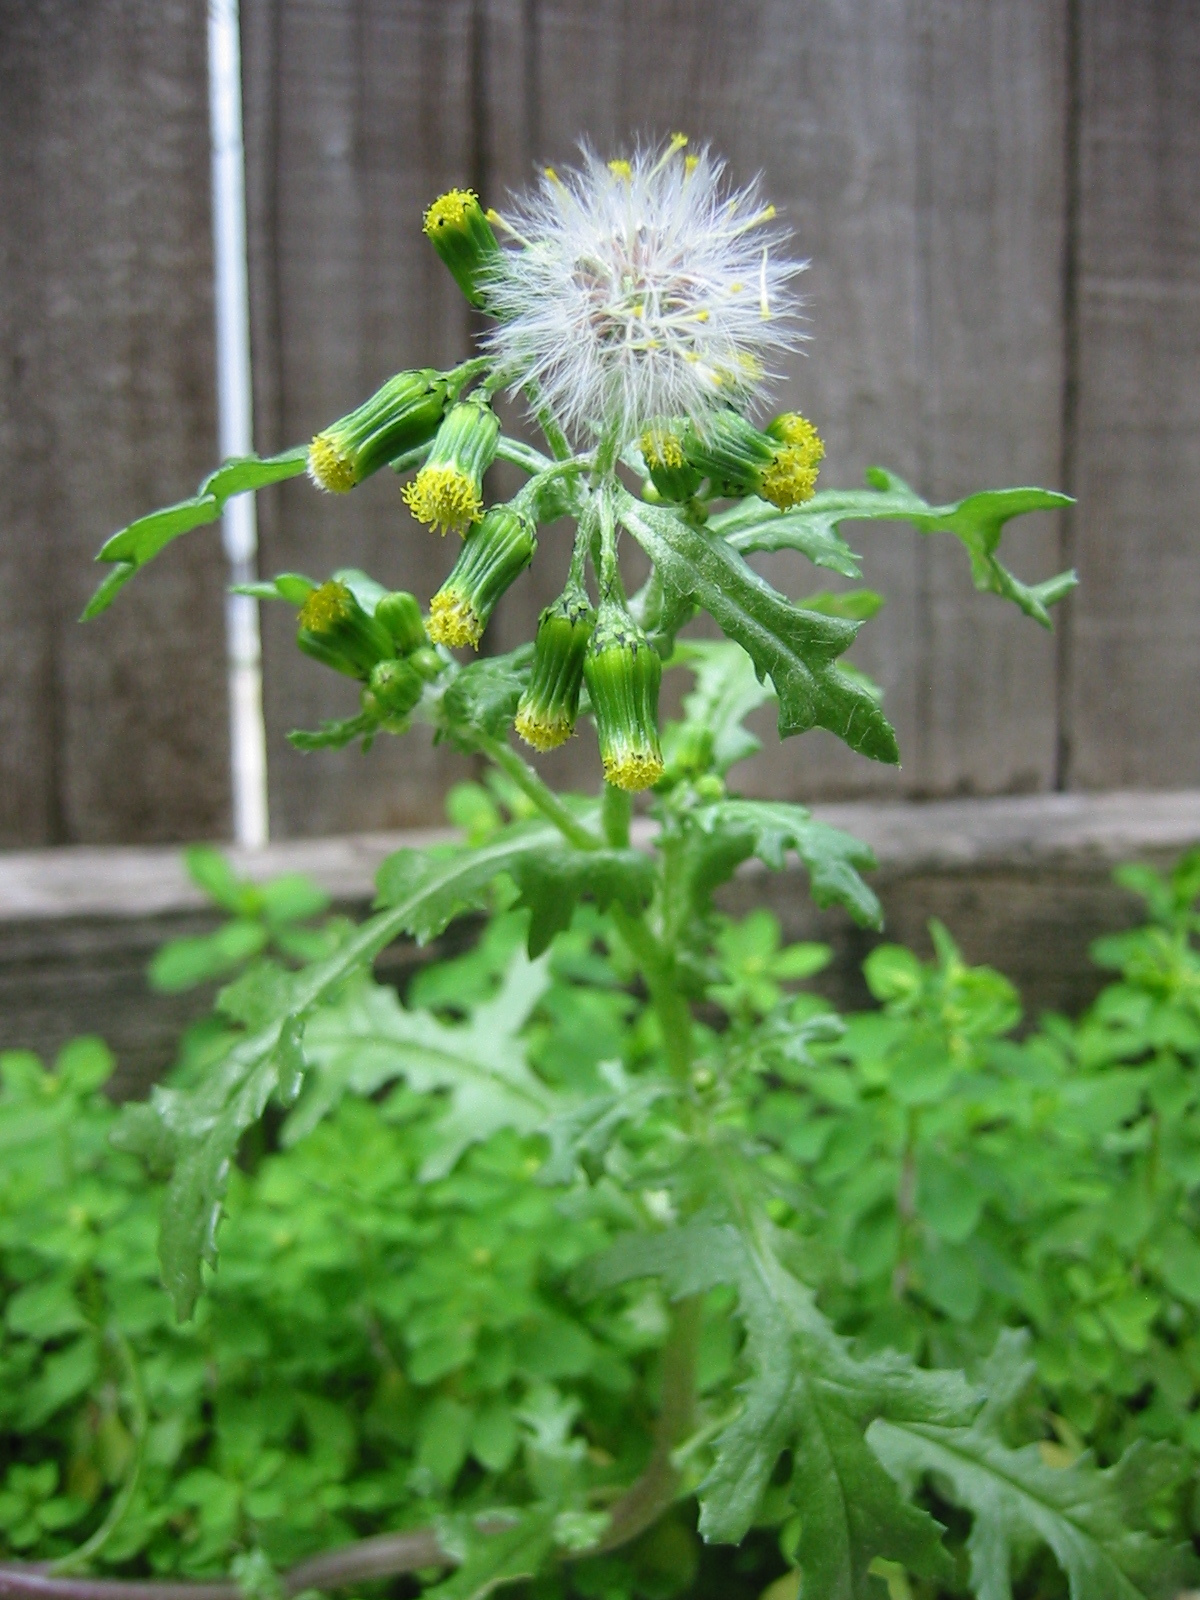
[
  {"left": 603, "top": 749, "right": 666, "bottom": 792},
  {"left": 641, "top": 427, "right": 686, "bottom": 472},
  {"left": 402, "top": 466, "right": 484, "bottom": 536},
  {"left": 423, "top": 188, "right": 481, "bottom": 236},
  {"left": 768, "top": 412, "right": 825, "bottom": 461},
  {"left": 759, "top": 452, "right": 821, "bottom": 510},
  {"left": 307, "top": 433, "right": 359, "bottom": 493},
  {"left": 514, "top": 705, "right": 573, "bottom": 751},
  {"left": 427, "top": 591, "right": 484, "bottom": 649},
  {"left": 298, "top": 580, "right": 355, "bottom": 633},
  {"left": 759, "top": 413, "right": 825, "bottom": 509}
]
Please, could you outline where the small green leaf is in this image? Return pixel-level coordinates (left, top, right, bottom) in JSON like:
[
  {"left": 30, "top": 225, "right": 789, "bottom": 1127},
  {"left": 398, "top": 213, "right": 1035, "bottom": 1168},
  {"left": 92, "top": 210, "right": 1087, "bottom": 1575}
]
[
  {"left": 148, "top": 921, "right": 268, "bottom": 994},
  {"left": 233, "top": 571, "right": 318, "bottom": 605},
  {"left": 85, "top": 447, "right": 308, "bottom": 616},
  {"left": 287, "top": 712, "right": 378, "bottom": 752}
]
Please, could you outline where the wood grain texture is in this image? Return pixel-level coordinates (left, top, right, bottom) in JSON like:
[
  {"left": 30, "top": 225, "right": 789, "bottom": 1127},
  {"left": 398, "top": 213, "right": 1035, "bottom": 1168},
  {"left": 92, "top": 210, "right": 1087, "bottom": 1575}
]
[
  {"left": 0, "top": 0, "right": 230, "bottom": 845},
  {"left": 241, "top": 0, "right": 480, "bottom": 838},
  {"left": 1065, "top": 0, "right": 1200, "bottom": 788}
]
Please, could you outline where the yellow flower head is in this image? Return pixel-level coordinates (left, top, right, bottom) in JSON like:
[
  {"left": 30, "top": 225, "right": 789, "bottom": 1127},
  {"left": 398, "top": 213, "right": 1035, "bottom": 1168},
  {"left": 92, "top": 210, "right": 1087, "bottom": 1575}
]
[
  {"left": 514, "top": 705, "right": 574, "bottom": 751},
  {"left": 307, "top": 433, "right": 358, "bottom": 494},
  {"left": 402, "top": 466, "right": 484, "bottom": 536},
  {"left": 427, "top": 591, "right": 484, "bottom": 649}
]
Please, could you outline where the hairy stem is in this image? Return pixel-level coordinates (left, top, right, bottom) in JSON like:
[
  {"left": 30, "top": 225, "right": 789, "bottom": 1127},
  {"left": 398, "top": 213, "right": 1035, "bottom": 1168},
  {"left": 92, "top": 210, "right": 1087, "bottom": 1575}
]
[
  {"left": 601, "top": 782, "right": 632, "bottom": 847},
  {"left": 591, "top": 1294, "right": 703, "bottom": 1554},
  {"left": 610, "top": 906, "right": 694, "bottom": 1083},
  {"left": 476, "top": 734, "right": 599, "bottom": 851}
]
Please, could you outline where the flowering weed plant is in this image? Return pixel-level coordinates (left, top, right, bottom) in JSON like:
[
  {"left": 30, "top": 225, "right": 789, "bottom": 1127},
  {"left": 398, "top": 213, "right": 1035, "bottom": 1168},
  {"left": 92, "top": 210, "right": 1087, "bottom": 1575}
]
[{"left": 59, "top": 139, "right": 1189, "bottom": 1599}]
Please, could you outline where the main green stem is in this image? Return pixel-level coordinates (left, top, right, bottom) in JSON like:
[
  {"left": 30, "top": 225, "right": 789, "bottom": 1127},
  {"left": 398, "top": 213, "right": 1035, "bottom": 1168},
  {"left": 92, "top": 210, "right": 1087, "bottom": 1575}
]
[{"left": 476, "top": 734, "right": 599, "bottom": 852}]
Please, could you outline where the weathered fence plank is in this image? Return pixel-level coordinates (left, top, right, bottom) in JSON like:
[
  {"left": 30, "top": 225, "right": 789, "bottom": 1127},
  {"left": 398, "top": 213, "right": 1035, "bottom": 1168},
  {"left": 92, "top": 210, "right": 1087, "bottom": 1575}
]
[
  {"left": 241, "top": 0, "right": 479, "bottom": 838},
  {"left": 0, "top": 0, "right": 229, "bottom": 846},
  {"left": 1065, "top": 0, "right": 1200, "bottom": 789}
]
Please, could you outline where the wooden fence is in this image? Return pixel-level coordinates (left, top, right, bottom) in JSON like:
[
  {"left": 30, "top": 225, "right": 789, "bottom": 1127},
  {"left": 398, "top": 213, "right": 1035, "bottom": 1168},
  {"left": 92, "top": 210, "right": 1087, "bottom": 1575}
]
[{"left": 1, "top": 0, "right": 1196, "bottom": 848}]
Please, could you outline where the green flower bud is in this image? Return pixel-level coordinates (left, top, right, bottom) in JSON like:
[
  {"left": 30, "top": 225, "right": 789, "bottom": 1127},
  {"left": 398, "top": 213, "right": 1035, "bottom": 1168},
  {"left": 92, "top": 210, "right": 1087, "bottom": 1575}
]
[
  {"left": 514, "top": 585, "right": 595, "bottom": 751},
  {"left": 640, "top": 420, "right": 704, "bottom": 502},
  {"left": 296, "top": 581, "right": 394, "bottom": 679},
  {"left": 401, "top": 400, "right": 501, "bottom": 536},
  {"left": 427, "top": 505, "right": 537, "bottom": 649},
  {"left": 663, "top": 721, "right": 714, "bottom": 780},
  {"left": 375, "top": 590, "right": 428, "bottom": 655},
  {"left": 408, "top": 645, "right": 446, "bottom": 681},
  {"left": 584, "top": 598, "right": 665, "bottom": 792},
  {"left": 422, "top": 189, "right": 502, "bottom": 310},
  {"left": 684, "top": 409, "right": 824, "bottom": 509},
  {"left": 364, "top": 656, "right": 425, "bottom": 720},
  {"left": 308, "top": 370, "right": 448, "bottom": 493}
]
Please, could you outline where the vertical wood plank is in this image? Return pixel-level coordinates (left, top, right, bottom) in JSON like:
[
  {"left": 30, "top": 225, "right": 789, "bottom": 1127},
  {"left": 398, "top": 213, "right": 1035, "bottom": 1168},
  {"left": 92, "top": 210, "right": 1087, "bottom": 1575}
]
[
  {"left": 242, "top": 0, "right": 479, "bottom": 839},
  {"left": 1066, "top": 0, "right": 1200, "bottom": 788},
  {"left": 914, "top": 0, "right": 1068, "bottom": 797},
  {"left": 0, "top": 0, "right": 230, "bottom": 845}
]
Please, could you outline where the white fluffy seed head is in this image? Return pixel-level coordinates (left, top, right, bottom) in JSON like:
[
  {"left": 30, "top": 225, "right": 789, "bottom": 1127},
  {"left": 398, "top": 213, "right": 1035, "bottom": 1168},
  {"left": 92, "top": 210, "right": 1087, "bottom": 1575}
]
[{"left": 481, "top": 138, "right": 806, "bottom": 446}]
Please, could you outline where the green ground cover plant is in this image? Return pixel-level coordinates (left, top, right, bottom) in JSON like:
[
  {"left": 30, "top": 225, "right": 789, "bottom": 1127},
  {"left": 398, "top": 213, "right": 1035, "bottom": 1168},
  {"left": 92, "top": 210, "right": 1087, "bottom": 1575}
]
[
  {"left": 4, "top": 850, "right": 1200, "bottom": 1600},
  {"left": 9, "top": 135, "right": 1189, "bottom": 1599}
]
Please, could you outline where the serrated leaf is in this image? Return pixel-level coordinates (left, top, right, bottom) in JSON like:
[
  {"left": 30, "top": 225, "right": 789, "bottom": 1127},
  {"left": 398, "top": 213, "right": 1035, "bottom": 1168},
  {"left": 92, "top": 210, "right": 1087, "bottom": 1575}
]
[
  {"left": 85, "top": 447, "right": 308, "bottom": 616},
  {"left": 539, "top": 1066, "right": 671, "bottom": 1185},
  {"left": 619, "top": 492, "right": 898, "bottom": 764},
  {"left": 375, "top": 823, "right": 562, "bottom": 943},
  {"left": 690, "top": 799, "right": 882, "bottom": 929},
  {"left": 717, "top": 470, "right": 1074, "bottom": 629},
  {"left": 283, "top": 943, "right": 555, "bottom": 1173},
  {"left": 152, "top": 827, "right": 565, "bottom": 1318},
  {"left": 511, "top": 846, "right": 655, "bottom": 957},
  {"left": 441, "top": 647, "right": 533, "bottom": 749},
  {"left": 868, "top": 1330, "right": 1196, "bottom": 1600},
  {"left": 581, "top": 1222, "right": 975, "bottom": 1596},
  {"left": 710, "top": 497, "right": 864, "bottom": 578},
  {"left": 669, "top": 639, "right": 775, "bottom": 773}
]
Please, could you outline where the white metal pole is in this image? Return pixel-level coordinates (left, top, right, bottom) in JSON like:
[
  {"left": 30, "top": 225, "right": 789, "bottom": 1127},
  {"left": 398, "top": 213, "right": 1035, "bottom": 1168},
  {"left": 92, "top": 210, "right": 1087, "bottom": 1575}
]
[{"left": 208, "top": 0, "right": 269, "bottom": 848}]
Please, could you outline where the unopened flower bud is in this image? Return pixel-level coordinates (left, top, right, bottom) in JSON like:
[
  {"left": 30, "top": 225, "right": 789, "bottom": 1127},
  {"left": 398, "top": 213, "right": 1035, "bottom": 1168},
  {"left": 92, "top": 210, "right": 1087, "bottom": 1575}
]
[
  {"left": 364, "top": 657, "right": 425, "bottom": 720},
  {"left": 640, "top": 420, "right": 704, "bottom": 503},
  {"left": 684, "top": 409, "right": 824, "bottom": 509},
  {"left": 308, "top": 370, "right": 448, "bottom": 493},
  {"left": 375, "top": 590, "right": 428, "bottom": 656},
  {"left": 422, "top": 189, "right": 501, "bottom": 310},
  {"left": 427, "top": 505, "right": 536, "bottom": 649},
  {"left": 408, "top": 645, "right": 446, "bottom": 681},
  {"left": 514, "top": 585, "right": 595, "bottom": 751},
  {"left": 584, "top": 599, "right": 665, "bottom": 792},
  {"left": 664, "top": 721, "right": 714, "bottom": 779},
  {"left": 296, "top": 580, "right": 394, "bottom": 679},
  {"left": 401, "top": 400, "right": 501, "bottom": 536}
]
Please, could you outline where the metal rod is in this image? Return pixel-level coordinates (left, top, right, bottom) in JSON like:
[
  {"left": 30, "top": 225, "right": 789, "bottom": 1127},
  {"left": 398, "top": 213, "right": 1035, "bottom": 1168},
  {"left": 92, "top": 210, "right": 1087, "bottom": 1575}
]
[{"left": 208, "top": 0, "right": 269, "bottom": 848}]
